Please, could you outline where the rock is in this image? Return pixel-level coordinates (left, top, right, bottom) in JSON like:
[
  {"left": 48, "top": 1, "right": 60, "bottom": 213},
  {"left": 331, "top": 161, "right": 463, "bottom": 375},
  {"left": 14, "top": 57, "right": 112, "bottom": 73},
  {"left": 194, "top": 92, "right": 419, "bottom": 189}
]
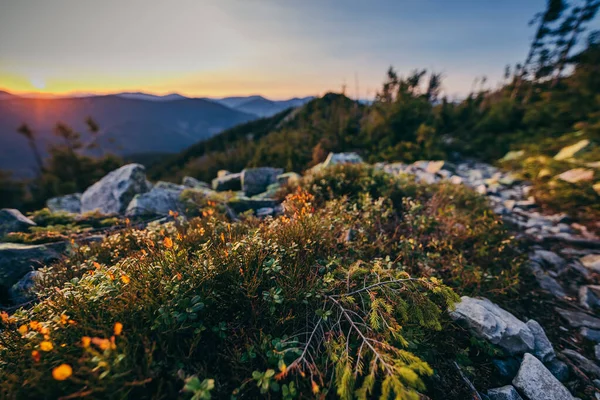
[
  {"left": 46, "top": 193, "right": 82, "bottom": 214},
  {"left": 154, "top": 181, "right": 186, "bottom": 191},
  {"left": 212, "top": 172, "right": 242, "bottom": 191},
  {"left": 81, "top": 164, "right": 151, "bottom": 215},
  {"left": 276, "top": 172, "right": 301, "bottom": 185},
  {"left": 125, "top": 186, "right": 184, "bottom": 217},
  {"left": 493, "top": 358, "right": 522, "bottom": 378},
  {"left": 227, "top": 197, "right": 279, "bottom": 214},
  {"left": 487, "top": 385, "right": 523, "bottom": 400},
  {"left": 581, "top": 327, "right": 600, "bottom": 343},
  {"left": 0, "top": 242, "right": 65, "bottom": 291},
  {"left": 555, "top": 308, "right": 600, "bottom": 329},
  {"left": 0, "top": 209, "right": 36, "bottom": 238},
  {"left": 594, "top": 182, "right": 600, "bottom": 196},
  {"left": 528, "top": 262, "right": 567, "bottom": 298},
  {"left": 554, "top": 139, "right": 590, "bottom": 161},
  {"left": 579, "top": 285, "right": 600, "bottom": 310},
  {"left": 531, "top": 250, "right": 567, "bottom": 271},
  {"left": 322, "top": 152, "right": 363, "bottom": 167},
  {"left": 476, "top": 184, "right": 488, "bottom": 195},
  {"left": 562, "top": 349, "right": 600, "bottom": 379},
  {"left": 505, "top": 200, "right": 517, "bottom": 211},
  {"left": 426, "top": 160, "right": 453, "bottom": 174},
  {"left": 580, "top": 254, "right": 600, "bottom": 273},
  {"left": 182, "top": 176, "right": 210, "bottom": 189},
  {"left": 556, "top": 168, "right": 594, "bottom": 183},
  {"left": 450, "top": 296, "right": 534, "bottom": 355},
  {"left": 595, "top": 345, "right": 600, "bottom": 361},
  {"left": 9, "top": 270, "right": 41, "bottom": 304},
  {"left": 450, "top": 176, "right": 463, "bottom": 185},
  {"left": 516, "top": 199, "right": 536, "bottom": 209},
  {"left": 501, "top": 150, "right": 525, "bottom": 162},
  {"left": 526, "top": 320, "right": 556, "bottom": 362},
  {"left": 241, "top": 167, "right": 284, "bottom": 197},
  {"left": 255, "top": 207, "right": 274, "bottom": 218},
  {"left": 512, "top": 353, "right": 574, "bottom": 400},
  {"left": 546, "top": 358, "right": 569, "bottom": 382}
]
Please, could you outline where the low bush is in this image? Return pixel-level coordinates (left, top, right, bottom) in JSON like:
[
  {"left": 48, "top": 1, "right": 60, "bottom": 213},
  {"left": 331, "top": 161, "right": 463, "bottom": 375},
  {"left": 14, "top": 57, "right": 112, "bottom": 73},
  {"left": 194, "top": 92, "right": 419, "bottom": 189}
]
[{"left": 0, "top": 165, "right": 522, "bottom": 399}]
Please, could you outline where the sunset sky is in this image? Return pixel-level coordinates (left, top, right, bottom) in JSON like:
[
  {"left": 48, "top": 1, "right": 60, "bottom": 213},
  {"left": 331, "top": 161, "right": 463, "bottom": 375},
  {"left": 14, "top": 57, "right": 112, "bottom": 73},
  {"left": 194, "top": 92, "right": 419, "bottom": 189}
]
[{"left": 1, "top": 0, "right": 549, "bottom": 100}]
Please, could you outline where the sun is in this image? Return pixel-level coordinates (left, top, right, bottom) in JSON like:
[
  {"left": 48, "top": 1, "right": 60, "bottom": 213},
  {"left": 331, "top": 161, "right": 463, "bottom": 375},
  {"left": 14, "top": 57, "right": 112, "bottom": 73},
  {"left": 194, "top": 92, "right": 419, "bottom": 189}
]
[{"left": 29, "top": 76, "right": 46, "bottom": 90}]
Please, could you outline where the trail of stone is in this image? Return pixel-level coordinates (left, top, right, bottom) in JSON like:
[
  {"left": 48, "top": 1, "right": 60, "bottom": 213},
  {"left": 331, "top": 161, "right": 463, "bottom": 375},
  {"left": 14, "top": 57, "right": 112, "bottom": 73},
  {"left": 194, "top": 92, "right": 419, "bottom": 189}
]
[{"left": 379, "top": 159, "right": 600, "bottom": 399}]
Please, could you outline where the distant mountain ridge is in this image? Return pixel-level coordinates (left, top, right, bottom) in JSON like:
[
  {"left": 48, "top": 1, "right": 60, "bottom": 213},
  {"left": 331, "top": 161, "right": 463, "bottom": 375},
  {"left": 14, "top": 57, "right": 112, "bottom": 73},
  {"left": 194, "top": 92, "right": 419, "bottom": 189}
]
[
  {"left": 0, "top": 94, "right": 255, "bottom": 177},
  {"left": 0, "top": 90, "right": 314, "bottom": 177}
]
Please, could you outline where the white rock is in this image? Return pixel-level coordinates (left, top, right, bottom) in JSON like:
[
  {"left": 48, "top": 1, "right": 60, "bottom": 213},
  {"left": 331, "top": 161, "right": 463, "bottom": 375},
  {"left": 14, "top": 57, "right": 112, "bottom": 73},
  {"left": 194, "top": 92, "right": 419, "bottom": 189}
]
[
  {"left": 487, "top": 385, "right": 523, "bottom": 400},
  {"left": 450, "top": 296, "right": 535, "bottom": 355},
  {"left": 0, "top": 209, "right": 36, "bottom": 237},
  {"left": 512, "top": 353, "right": 574, "bottom": 400},
  {"left": 81, "top": 164, "right": 152, "bottom": 215}
]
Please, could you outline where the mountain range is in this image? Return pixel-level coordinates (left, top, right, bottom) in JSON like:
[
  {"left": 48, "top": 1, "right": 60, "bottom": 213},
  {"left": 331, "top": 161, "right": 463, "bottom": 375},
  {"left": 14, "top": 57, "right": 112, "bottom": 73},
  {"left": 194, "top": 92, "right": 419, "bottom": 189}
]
[{"left": 0, "top": 91, "right": 313, "bottom": 177}]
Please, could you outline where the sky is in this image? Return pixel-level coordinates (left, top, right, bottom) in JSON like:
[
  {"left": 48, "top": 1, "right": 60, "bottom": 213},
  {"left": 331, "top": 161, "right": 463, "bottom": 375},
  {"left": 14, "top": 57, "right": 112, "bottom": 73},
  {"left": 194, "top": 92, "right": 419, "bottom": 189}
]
[{"left": 0, "top": 0, "right": 551, "bottom": 100}]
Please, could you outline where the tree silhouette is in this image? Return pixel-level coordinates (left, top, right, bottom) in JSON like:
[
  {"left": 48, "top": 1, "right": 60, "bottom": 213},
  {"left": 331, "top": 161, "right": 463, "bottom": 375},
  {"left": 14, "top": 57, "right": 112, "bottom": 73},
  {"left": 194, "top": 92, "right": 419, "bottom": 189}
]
[{"left": 16, "top": 123, "right": 44, "bottom": 175}]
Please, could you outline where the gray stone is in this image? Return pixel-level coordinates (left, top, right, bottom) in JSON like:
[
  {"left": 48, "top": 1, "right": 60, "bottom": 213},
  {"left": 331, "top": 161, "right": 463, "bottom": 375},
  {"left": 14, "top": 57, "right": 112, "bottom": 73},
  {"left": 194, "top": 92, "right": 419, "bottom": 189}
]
[
  {"left": 9, "top": 270, "right": 42, "bottom": 304},
  {"left": 531, "top": 250, "right": 567, "bottom": 271},
  {"left": 487, "top": 385, "right": 523, "bottom": 400},
  {"left": 526, "top": 320, "right": 556, "bottom": 362},
  {"left": 528, "top": 263, "right": 567, "bottom": 298},
  {"left": 562, "top": 349, "right": 600, "bottom": 379},
  {"left": 450, "top": 296, "right": 534, "bottom": 355},
  {"left": 546, "top": 358, "right": 569, "bottom": 382},
  {"left": 125, "top": 186, "right": 184, "bottom": 216},
  {"left": 154, "top": 181, "right": 186, "bottom": 191},
  {"left": 81, "top": 164, "right": 152, "bottom": 215},
  {"left": 241, "top": 167, "right": 284, "bottom": 196},
  {"left": 556, "top": 308, "right": 600, "bottom": 329},
  {"left": 182, "top": 176, "right": 210, "bottom": 189},
  {"left": 512, "top": 353, "right": 574, "bottom": 400},
  {"left": 581, "top": 327, "right": 600, "bottom": 343},
  {"left": 212, "top": 172, "right": 242, "bottom": 191},
  {"left": 255, "top": 207, "right": 274, "bottom": 217},
  {"left": 595, "top": 345, "right": 600, "bottom": 361},
  {"left": 322, "top": 152, "right": 363, "bottom": 167},
  {"left": 579, "top": 285, "right": 600, "bottom": 310},
  {"left": 0, "top": 209, "right": 36, "bottom": 238},
  {"left": 0, "top": 242, "right": 65, "bottom": 290},
  {"left": 46, "top": 193, "right": 82, "bottom": 214}
]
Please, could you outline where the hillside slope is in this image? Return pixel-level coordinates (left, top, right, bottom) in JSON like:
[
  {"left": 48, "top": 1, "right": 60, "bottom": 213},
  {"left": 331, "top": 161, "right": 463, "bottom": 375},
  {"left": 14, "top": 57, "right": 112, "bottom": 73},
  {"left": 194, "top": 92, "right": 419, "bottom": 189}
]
[{"left": 0, "top": 95, "right": 255, "bottom": 177}]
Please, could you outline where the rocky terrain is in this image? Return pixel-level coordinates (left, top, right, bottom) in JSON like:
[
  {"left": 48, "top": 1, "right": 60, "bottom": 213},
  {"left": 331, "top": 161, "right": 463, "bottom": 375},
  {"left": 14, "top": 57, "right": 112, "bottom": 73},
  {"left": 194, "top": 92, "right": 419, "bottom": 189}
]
[{"left": 1, "top": 149, "right": 599, "bottom": 399}]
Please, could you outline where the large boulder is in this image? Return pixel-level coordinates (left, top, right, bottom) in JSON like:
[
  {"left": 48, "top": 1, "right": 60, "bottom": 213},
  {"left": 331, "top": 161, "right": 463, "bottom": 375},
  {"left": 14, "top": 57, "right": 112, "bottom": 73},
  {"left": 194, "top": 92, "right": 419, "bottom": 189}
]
[
  {"left": 241, "top": 167, "right": 284, "bottom": 196},
  {"left": 450, "top": 296, "right": 535, "bottom": 355},
  {"left": 81, "top": 164, "right": 152, "bottom": 215},
  {"left": 126, "top": 186, "right": 184, "bottom": 217},
  {"left": 47, "top": 193, "right": 82, "bottom": 214},
  {"left": 512, "top": 353, "right": 574, "bottom": 400},
  {"left": 0, "top": 242, "right": 65, "bottom": 292},
  {"left": 212, "top": 172, "right": 242, "bottom": 191},
  {"left": 0, "top": 209, "right": 36, "bottom": 238}
]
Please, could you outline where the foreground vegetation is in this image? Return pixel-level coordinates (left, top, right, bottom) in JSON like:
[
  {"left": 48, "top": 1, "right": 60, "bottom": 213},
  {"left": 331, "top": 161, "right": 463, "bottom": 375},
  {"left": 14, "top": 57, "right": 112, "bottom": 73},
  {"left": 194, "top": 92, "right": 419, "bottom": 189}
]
[{"left": 0, "top": 165, "right": 521, "bottom": 399}]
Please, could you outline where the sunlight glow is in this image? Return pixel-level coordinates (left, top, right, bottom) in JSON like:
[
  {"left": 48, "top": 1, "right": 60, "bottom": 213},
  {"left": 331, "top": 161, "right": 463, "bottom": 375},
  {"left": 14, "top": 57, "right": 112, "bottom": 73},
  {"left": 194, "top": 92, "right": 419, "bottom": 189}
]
[{"left": 29, "top": 76, "right": 46, "bottom": 90}]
